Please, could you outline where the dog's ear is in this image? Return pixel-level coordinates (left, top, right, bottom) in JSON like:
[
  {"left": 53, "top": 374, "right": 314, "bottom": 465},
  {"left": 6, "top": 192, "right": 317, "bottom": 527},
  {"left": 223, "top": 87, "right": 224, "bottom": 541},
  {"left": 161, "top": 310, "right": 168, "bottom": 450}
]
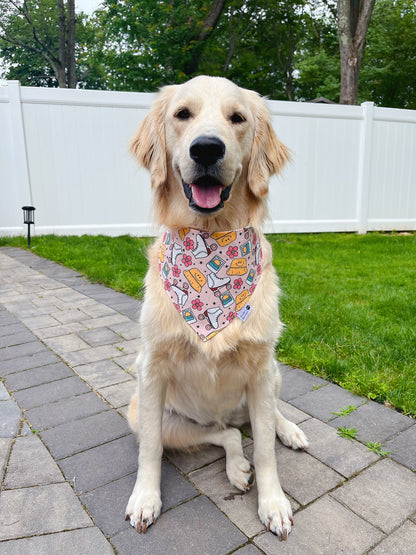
[
  {"left": 247, "top": 91, "right": 290, "bottom": 198},
  {"left": 130, "top": 85, "right": 176, "bottom": 189}
]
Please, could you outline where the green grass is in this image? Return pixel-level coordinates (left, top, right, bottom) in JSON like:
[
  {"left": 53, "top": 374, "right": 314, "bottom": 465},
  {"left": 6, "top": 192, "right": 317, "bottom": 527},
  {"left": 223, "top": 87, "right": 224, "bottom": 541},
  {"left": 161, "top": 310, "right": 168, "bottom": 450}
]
[
  {"left": 1, "top": 232, "right": 415, "bottom": 416},
  {"left": 337, "top": 427, "right": 358, "bottom": 441}
]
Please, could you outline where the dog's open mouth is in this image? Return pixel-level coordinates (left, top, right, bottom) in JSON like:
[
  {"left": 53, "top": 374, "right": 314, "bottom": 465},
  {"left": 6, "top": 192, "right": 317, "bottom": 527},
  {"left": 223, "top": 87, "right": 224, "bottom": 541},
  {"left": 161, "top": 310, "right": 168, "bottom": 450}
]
[{"left": 182, "top": 176, "right": 231, "bottom": 213}]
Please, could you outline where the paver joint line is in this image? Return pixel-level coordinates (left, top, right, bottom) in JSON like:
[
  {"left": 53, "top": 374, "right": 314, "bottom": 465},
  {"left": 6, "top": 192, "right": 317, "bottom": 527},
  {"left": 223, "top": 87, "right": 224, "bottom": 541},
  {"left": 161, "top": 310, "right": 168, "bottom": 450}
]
[{"left": 1, "top": 247, "right": 415, "bottom": 555}]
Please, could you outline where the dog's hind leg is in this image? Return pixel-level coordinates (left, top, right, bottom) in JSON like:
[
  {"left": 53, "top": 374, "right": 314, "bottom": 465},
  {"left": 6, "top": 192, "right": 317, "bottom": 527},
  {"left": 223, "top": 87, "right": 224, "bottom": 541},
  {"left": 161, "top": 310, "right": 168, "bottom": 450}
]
[
  {"left": 163, "top": 410, "right": 254, "bottom": 492},
  {"left": 128, "top": 392, "right": 254, "bottom": 491}
]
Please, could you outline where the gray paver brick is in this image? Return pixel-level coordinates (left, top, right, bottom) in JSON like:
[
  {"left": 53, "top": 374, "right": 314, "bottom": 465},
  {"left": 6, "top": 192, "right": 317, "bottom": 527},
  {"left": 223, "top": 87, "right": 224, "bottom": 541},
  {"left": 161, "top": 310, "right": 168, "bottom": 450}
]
[
  {"left": 0, "top": 382, "right": 9, "bottom": 400},
  {"left": 42, "top": 333, "right": 90, "bottom": 354},
  {"left": 0, "top": 483, "right": 92, "bottom": 540},
  {"left": 0, "top": 527, "right": 114, "bottom": 555},
  {"left": 25, "top": 391, "right": 110, "bottom": 431},
  {"left": 385, "top": 424, "right": 416, "bottom": 470},
  {"left": 0, "top": 350, "right": 60, "bottom": 375},
  {"left": 290, "top": 383, "right": 365, "bottom": 422},
  {"left": 5, "top": 361, "right": 73, "bottom": 391},
  {"left": 0, "top": 437, "right": 12, "bottom": 482},
  {"left": 278, "top": 364, "right": 328, "bottom": 401},
  {"left": 331, "top": 458, "right": 416, "bottom": 534},
  {"left": 35, "top": 322, "right": 88, "bottom": 339},
  {"left": 98, "top": 379, "right": 135, "bottom": 408},
  {"left": 41, "top": 409, "right": 129, "bottom": 460},
  {"left": 81, "top": 462, "right": 197, "bottom": 537},
  {"left": 58, "top": 434, "right": 138, "bottom": 493},
  {"left": 4, "top": 435, "right": 64, "bottom": 489},
  {"left": 82, "top": 313, "right": 130, "bottom": 330},
  {"left": 329, "top": 400, "right": 414, "bottom": 443},
  {"left": 0, "top": 341, "right": 47, "bottom": 362},
  {"left": 49, "top": 308, "right": 90, "bottom": 325},
  {"left": 110, "top": 320, "right": 141, "bottom": 340},
  {"left": 74, "top": 359, "right": 132, "bottom": 389},
  {"left": 0, "top": 330, "right": 35, "bottom": 348},
  {"left": 20, "top": 314, "right": 61, "bottom": 329},
  {"left": 369, "top": 520, "right": 416, "bottom": 555},
  {"left": 189, "top": 455, "right": 296, "bottom": 537},
  {"left": 13, "top": 376, "right": 90, "bottom": 410},
  {"left": 246, "top": 441, "right": 343, "bottom": 507},
  {"left": 0, "top": 399, "right": 21, "bottom": 437},
  {"left": 63, "top": 344, "right": 122, "bottom": 366},
  {"left": 234, "top": 545, "right": 263, "bottom": 554},
  {"left": 299, "top": 418, "right": 380, "bottom": 477},
  {"left": 78, "top": 326, "right": 122, "bottom": 346},
  {"left": 112, "top": 353, "right": 137, "bottom": 371},
  {"left": 79, "top": 303, "right": 117, "bottom": 318},
  {"left": 277, "top": 400, "right": 311, "bottom": 425},
  {"left": 110, "top": 495, "right": 247, "bottom": 555},
  {"left": 0, "top": 323, "right": 28, "bottom": 337},
  {"left": 255, "top": 495, "right": 384, "bottom": 555}
]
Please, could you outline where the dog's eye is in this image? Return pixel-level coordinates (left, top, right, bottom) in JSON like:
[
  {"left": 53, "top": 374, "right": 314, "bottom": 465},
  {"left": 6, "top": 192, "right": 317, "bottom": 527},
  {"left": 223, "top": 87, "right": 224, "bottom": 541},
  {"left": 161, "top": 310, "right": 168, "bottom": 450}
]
[
  {"left": 230, "top": 113, "right": 245, "bottom": 124},
  {"left": 175, "top": 108, "right": 191, "bottom": 120}
]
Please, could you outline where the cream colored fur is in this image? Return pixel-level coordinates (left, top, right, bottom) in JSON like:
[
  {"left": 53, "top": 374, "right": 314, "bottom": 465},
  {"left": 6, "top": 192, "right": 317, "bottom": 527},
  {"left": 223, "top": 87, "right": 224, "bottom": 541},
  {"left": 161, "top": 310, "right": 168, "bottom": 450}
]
[{"left": 125, "top": 76, "right": 308, "bottom": 539}]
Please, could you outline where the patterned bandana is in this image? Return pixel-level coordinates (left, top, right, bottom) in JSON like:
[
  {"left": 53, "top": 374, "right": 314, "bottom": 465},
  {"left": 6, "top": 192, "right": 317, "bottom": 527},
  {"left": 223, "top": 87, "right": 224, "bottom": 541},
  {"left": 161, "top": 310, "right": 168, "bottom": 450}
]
[{"left": 159, "top": 227, "right": 263, "bottom": 341}]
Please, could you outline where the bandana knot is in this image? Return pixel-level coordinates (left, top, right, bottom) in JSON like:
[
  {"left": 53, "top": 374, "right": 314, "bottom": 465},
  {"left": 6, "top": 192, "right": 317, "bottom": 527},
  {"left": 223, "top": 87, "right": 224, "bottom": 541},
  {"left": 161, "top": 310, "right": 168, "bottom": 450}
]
[{"left": 159, "top": 227, "right": 263, "bottom": 341}]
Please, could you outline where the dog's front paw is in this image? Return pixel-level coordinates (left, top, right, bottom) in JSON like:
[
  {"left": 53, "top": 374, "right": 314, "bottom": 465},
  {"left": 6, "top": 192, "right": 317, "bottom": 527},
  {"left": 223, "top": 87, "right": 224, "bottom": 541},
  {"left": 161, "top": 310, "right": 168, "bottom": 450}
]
[
  {"left": 226, "top": 454, "right": 254, "bottom": 492},
  {"left": 125, "top": 489, "right": 162, "bottom": 533},
  {"left": 258, "top": 493, "right": 293, "bottom": 540},
  {"left": 276, "top": 419, "right": 309, "bottom": 450}
]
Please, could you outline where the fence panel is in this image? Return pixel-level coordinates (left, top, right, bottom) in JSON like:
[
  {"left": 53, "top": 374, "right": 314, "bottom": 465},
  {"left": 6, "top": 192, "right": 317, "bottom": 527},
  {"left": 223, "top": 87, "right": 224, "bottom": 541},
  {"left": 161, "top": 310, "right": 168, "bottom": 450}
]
[{"left": 1, "top": 81, "right": 415, "bottom": 237}]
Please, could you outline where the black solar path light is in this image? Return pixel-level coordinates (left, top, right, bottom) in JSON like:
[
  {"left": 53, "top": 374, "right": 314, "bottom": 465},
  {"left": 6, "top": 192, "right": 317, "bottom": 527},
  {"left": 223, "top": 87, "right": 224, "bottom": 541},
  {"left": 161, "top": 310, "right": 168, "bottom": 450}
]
[{"left": 22, "top": 206, "right": 35, "bottom": 247}]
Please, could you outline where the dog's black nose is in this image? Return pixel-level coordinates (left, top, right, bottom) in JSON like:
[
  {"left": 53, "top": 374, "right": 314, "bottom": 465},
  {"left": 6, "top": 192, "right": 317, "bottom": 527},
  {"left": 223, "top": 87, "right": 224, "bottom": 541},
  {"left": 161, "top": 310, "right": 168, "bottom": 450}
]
[{"left": 189, "top": 136, "right": 225, "bottom": 167}]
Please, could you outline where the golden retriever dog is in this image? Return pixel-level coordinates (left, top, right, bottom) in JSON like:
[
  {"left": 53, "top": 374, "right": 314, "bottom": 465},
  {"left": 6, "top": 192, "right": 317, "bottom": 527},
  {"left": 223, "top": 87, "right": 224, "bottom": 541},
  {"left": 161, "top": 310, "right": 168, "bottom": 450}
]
[{"left": 125, "top": 75, "right": 308, "bottom": 540}]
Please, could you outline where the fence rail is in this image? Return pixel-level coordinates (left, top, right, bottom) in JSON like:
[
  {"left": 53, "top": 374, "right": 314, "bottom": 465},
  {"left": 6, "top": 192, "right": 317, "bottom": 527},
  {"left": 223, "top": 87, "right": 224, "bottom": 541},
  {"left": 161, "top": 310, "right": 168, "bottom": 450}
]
[{"left": 1, "top": 81, "right": 415, "bottom": 237}]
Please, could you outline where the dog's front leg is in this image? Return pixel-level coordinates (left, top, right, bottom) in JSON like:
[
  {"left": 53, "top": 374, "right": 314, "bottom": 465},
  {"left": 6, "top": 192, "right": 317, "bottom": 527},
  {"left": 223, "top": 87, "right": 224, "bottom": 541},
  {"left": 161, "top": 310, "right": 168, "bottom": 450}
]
[
  {"left": 247, "top": 364, "right": 293, "bottom": 540},
  {"left": 125, "top": 359, "right": 167, "bottom": 533}
]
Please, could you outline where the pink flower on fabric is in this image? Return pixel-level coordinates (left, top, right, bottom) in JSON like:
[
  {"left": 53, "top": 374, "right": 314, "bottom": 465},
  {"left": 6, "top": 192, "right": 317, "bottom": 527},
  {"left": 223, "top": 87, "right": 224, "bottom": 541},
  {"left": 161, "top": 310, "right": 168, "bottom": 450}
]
[
  {"left": 183, "top": 237, "right": 194, "bottom": 250},
  {"left": 182, "top": 254, "right": 192, "bottom": 267},
  {"left": 227, "top": 311, "right": 237, "bottom": 322},
  {"left": 192, "top": 299, "right": 203, "bottom": 311},
  {"left": 172, "top": 265, "right": 180, "bottom": 277},
  {"left": 250, "top": 284, "right": 256, "bottom": 295},
  {"left": 233, "top": 278, "right": 243, "bottom": 289},
  {"left": 227, "top": 245, "right": 238, "bottom": 258},
  {"left": 257, "top": 264, "right": 262, "bottom": 275},
  {"left": 164, "top": 280, "right": 171, "bottom": 291}
]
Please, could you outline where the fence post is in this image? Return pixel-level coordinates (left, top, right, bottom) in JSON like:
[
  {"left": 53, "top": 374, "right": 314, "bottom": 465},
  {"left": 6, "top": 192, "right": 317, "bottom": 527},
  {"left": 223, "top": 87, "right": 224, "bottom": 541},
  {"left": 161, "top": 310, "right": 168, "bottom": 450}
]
[
  {"left": 7, "top": 81, "right": 32, "bottom": 212},
  {"left": 356, "top": 101, "right": 375, "bottom": 234}
]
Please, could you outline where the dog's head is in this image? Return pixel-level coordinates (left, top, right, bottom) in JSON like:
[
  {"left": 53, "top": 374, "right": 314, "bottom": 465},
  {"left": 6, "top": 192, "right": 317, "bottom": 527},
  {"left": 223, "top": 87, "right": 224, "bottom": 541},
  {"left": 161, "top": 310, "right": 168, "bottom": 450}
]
[{"left": 131, "top": 76, "right": 289, "bottom": 229}]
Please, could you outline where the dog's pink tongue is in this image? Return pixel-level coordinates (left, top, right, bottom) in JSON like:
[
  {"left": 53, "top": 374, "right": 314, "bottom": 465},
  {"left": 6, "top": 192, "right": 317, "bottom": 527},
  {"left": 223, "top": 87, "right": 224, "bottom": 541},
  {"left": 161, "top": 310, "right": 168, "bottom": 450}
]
[{"left": 191, "top": 184, "right": 221, "bottom": 209}]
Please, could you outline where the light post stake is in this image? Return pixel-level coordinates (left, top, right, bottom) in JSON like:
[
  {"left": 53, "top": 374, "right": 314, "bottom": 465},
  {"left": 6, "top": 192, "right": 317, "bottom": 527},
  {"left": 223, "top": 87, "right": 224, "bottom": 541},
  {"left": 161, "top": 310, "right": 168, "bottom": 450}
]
[{"left": 22, "top": 206, "right": 36, "bottom": 247}]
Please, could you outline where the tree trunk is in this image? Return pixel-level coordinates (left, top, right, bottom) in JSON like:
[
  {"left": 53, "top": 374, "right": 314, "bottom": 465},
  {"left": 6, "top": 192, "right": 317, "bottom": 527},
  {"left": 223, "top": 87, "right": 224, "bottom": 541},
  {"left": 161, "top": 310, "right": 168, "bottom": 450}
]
[
  {"left": 183, "top": 0, "right": 227, "bottom": 75},
  {"left": 337, "top": 0, "right": 375, "bottom": 104},
  {"left": 67, "top": 0, "right": 77, "bottom": 88},
  {"left": 57, "top": 0, "right": 66, "bottom": 87}
]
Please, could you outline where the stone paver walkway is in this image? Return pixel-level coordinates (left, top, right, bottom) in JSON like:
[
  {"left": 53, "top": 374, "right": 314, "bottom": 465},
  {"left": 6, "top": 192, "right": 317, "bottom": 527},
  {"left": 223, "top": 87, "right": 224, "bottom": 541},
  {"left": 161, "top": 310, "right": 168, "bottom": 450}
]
[{"left": 0, "top": 247, "right": 415, "bottom": 554}]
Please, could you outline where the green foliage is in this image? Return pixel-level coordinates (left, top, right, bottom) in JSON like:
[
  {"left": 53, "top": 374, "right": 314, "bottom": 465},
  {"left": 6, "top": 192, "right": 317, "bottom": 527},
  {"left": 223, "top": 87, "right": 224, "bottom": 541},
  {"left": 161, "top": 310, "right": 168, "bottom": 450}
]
[
  {"left": 332, "top": 405, "right": 357, "bottom": 417},
  {"left": 1, "top": 0, "right": 416, "bottom": 105},
  {"left": 359, "top": 0, "right": 416, "bottom": 108},
  {"left": 337, "top": 427, "right": 358, "bottom": 441},
  {"left": 366, "top": 441, "right": 391, "bottom": 457},
  {"left": 0, "top": 0, "right": 95, "bottom": 87}
]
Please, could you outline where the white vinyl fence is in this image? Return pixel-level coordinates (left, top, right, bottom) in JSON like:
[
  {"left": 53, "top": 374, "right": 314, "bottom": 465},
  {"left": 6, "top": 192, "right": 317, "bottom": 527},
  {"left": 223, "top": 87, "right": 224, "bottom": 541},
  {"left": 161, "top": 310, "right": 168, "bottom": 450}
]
[{"left": 1, "top": 80, "right": 415, "bottom": 237}]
